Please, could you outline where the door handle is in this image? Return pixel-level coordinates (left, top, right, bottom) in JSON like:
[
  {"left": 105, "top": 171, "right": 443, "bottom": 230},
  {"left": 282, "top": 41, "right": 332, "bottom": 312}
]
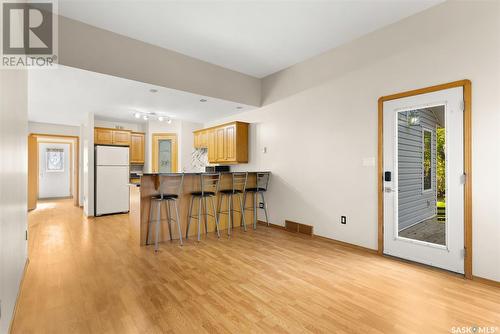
[{"left": 384, "top": 187, "right": 394, "bottom": 193}]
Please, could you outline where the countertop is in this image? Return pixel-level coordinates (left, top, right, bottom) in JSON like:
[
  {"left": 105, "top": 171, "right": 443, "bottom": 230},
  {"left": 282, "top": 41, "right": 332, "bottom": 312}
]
[{"left": 142, "top": 171, "right": 270, "bottom": 176}]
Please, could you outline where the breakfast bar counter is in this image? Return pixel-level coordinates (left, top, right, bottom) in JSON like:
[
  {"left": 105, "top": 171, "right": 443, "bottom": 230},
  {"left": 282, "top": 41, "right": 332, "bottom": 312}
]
[{"left": 137, "top": 172, "right": 268, "bottom": 246}]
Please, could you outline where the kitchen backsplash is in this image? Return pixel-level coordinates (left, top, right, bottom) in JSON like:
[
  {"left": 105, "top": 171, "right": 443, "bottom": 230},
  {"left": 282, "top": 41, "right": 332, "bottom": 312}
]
[{"left": 191, "top": 148, "right": 208, "bottom": 172}]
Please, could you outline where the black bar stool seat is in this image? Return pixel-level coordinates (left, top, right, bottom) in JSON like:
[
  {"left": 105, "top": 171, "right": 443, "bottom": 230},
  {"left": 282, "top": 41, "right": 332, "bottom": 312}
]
[
  {"left": 152, "top": 194, "right": 178, "bottom": 200},
  {"left": 219, "top": 189, "right": 243, "bottom": 194},
  {"left": 190, "top": 191, "right": 215, "bottom": 197},
  {"left": 245, "top": 187, "right": 266, "bottom": 192}
]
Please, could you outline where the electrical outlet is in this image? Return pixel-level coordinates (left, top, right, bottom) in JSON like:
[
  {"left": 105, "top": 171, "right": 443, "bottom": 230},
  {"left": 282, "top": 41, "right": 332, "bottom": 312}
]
[
  {"left": 341, "top": 216, "right": 347, "bottom": 224},
  {"left": 259, "top": 202, "right": 264, "bottom": 209}
]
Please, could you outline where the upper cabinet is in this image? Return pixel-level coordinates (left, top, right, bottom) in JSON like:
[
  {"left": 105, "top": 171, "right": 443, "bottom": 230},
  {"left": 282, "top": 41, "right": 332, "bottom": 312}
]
[
  {"left": 193, "top": 129, "right": 208, "bottom": 149},
  {"left": 94, "top": 127, "right": 131, "bottom": 146},
  {"left": 94, "top": 128, "right": 114, "bottom": 145},
  {"left": 113, "top": 130, "right": 132, "bottom": 146},
  {"left": 130, "top": 132, "right": 145, "bottom": 164},
  {"left": 194, "top": 121, "right": 248, "bottom": 164}
]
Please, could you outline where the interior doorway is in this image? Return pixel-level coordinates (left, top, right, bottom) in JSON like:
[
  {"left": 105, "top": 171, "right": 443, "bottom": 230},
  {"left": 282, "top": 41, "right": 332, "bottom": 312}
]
[
  {"left": 38, "top": 142, "right": 71, "bottom": 199},
  {"left": 152, "top": 133, "right": 178, "bottom": 173},
  {"left": 378, "top": 80, "right": 472, "bottom": 278},
  {"left": 28, "top": 134, "right": 80, "bottom": 210}
]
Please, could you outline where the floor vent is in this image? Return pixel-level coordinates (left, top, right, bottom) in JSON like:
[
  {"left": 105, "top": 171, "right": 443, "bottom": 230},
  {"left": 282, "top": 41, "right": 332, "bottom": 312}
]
[{"left": 285, "top": 220, "right": 313, "bottom": 236}]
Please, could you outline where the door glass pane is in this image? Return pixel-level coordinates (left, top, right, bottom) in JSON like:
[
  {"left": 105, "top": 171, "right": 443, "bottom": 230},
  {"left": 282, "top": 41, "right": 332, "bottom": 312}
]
[
  {"left": 46, "top": 148, "right": 64, "bottom": 172},
  {"left": 158, "top": 139, "right": 172, "bottom": 173},
  {"left": 397, "top": 106, "right": 446, "bottom": 246},
  {"left": 423, "top": 130, "right": 432, "bottom": 190}
]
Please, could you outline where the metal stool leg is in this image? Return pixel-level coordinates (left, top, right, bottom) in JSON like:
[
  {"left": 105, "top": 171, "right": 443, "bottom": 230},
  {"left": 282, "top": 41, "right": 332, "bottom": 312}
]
[
  {"left": 216, "top": 194, "right": 223, "bottom": 224},
  {"left": 238, "top": 193, "right": 247, "bottom": 231},
  {"left": 155, "top": 200, "right": 161, "bottom": 252},
  {"left": 253, "top": 192, "right": 257, "bottom": 229},
  {"left": 210, "top": 196, "right": 220, "bottom": 238},
  {"left": 186, "top": 195, "right": 194, "bottom": 239},
  {"left": 197, "top": 196, "right": 202, "bottom": 241},
  {"left": 260, "top": 192, "right": 269, "bottom": 226},
  {"left": 173, "top": 199, "right": 183, "bottom": 246},
  {"left": 230, "top": 194, "right": 234, "bottom": 229},
  {"left": 228, "top": 194, "right": 232, "bottom": 236},
  {"left": 203, "top": 197, "right": 209, "bottom": 234},
  {"left": 146, "top": 199, "right": 154, "bottom": 245},
  {"left": 240, "top": 192, "right": 247, "bottom": 227},
  {"left": 165, "top": 200, "right": 172, "bottom": 241}
]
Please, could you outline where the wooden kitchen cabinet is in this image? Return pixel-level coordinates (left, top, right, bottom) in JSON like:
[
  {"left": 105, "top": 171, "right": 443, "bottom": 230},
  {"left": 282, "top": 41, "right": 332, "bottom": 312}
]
[
  {"left": 224, "top": 124, "right": 237, "bottom": 161},
  {"left": 194, "top": 121, "right": 248, "bottom": 164},
  {"left": 113, "top": 130, "right": 131, "bottom": 146},
  {"left": 215, "top": 127, "right": 225, "bottom": 162},
  {"left": 194, "top": 130, "right": 209, "bottom": 149},
  {"left": 200, "top": 130, "right": 208, "bottom": 148},
  {"left": 94, "top": 128, "right": 114, "bottom": 145},
  {"left": 130, "top": 132, "right": 145, "bottom": 164},
  {"left": 94, "top": 127, "right": 131, "bottom": 146},
  {"left": 207, "top": 129, "right": 216, "bottom": 162},
  {"left": 194, "top": 131, "right": 201, "bottom": 148}
]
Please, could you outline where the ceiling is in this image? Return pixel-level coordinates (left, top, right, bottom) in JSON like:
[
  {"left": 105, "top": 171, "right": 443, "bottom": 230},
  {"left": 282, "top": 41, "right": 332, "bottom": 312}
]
[
  {"left": 28, "top": 65, "right": 255, "bottom": 126},
  {"left": 59, "top": 0, "right": 443, "bottom": 78}
]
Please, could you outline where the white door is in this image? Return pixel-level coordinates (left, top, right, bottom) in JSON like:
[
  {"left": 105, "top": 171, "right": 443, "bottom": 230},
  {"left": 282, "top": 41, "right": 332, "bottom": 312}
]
[
  {"left": 383, "top": 87, "right": 464, "bottom": 274},
  {"left": 38, "top": 143, "right": 71, "bottom": 198}
]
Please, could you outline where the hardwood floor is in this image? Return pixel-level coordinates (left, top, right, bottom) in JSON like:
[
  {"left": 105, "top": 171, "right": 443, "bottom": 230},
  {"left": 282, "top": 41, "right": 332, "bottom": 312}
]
[{"left": 11, "top": 199, "right": 500, "bottom": 333}]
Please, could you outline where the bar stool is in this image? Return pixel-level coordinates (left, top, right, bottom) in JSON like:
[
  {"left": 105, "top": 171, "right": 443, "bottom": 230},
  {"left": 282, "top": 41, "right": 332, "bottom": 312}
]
[
  {"left": 186, "top": 173, "right": 221, "bottom": 241},
  {"left": 146, "top": 173, "right": 184, "bottom": 251},
  {"left": 217, "top": 172, "right": 248, "bottom": 236},
  {"left": 243, "top": 172, "right": 270, "bottom": 229}
]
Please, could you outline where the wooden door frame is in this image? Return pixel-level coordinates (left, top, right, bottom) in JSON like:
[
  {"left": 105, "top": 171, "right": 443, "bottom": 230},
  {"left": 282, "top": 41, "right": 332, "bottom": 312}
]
[
  {"left": 378, "top": 80, "right": 472, "bottom": 279},
  {"left": 28, "top": 133, "right": 80, "bottom": 209},
  {"left": 152, "top": 133, "right": 178, "bottom": 173}
]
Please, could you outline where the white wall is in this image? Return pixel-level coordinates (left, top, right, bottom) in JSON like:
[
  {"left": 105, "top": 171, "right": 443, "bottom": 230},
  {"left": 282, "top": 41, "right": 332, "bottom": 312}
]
[
  {"left": 59, "top": 15, "right": 261, "bottom": 106},
  {"left": 0, "top": 70, "right": 28, "bottom": 333},
  {"left": 83, "top": 113, "right": 95, "bottom": 216},
  {"left": 180, "top": 120, "right": 204, "bottom": 172},
  {"left": 207, "top": 1, "right": 500, "bottom": 282},
  {"left": 28, "top": 121, "right": 80, "bottom": 137},
  {"left": 38, "top": 143, "right": 71, "bottom": 198},
  {"left": 94, "top": 119, "right": 145, "bottom": 132}
]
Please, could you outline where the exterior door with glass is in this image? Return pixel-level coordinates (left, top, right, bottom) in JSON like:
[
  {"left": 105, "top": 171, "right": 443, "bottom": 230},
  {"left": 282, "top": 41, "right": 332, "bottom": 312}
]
[
  {"left": 383, "top": 87, "right": 465, "bottom": 274},
  {"left": 152, "top": 133, "right": 178, "bottom": 173}
]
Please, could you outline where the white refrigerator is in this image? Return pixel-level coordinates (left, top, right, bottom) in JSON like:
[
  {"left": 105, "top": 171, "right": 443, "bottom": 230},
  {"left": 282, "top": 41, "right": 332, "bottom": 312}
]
[{"left": 95, "top": 145, "right": 130, "bottom": 216}]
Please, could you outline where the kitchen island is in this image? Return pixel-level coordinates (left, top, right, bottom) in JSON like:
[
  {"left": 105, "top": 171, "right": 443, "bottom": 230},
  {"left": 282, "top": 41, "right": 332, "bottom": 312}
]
[{"left": 137, "top": 172, "right": 267, "bottom": 246}]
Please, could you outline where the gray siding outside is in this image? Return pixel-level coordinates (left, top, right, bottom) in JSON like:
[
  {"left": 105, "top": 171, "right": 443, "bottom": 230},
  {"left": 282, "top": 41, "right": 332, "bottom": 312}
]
[{"left": 397, "top": 109, "right": 438, "bottom": 231}]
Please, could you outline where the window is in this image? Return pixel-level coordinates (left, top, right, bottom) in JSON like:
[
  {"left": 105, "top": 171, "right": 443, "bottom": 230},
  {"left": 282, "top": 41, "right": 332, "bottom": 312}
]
[
  {"left": 423, "top": 129, "right": 432, "bottom": 191},
  {"left": 46, "top": 148, "right": 64, "bottom": 172}
]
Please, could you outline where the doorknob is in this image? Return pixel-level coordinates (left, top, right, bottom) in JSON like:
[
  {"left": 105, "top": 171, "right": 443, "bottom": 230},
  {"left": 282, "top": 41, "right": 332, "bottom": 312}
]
[{"left": 384, "top": 187, "right": 394, "bottom": 193}]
